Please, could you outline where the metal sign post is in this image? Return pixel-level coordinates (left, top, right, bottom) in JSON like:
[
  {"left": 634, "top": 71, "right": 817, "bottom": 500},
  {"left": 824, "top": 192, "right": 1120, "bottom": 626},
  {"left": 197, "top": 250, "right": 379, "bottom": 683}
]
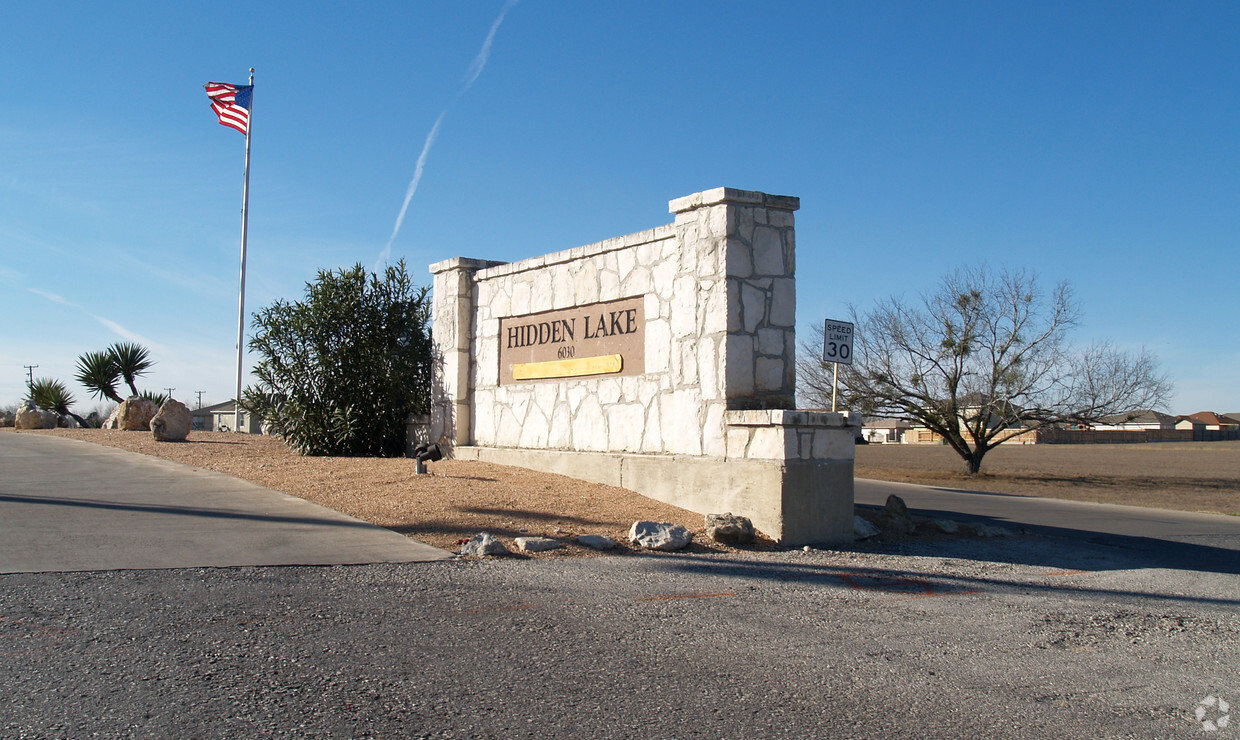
[{"left": 821, "top": 319, "right": 854, "bottom": 412}]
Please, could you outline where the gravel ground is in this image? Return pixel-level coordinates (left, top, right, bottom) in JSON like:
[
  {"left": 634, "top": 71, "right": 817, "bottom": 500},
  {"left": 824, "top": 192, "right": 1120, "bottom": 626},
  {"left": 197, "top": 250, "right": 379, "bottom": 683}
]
[{"left": 2, "top": 537, "right": 1238, "bottom": 738}]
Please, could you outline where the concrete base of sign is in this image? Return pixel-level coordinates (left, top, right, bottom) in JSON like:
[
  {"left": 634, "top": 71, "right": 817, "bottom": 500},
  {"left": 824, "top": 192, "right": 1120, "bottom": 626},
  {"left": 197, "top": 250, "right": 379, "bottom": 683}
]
[{"left": 449, "top": 446, "right": 854, "bottom": 547}]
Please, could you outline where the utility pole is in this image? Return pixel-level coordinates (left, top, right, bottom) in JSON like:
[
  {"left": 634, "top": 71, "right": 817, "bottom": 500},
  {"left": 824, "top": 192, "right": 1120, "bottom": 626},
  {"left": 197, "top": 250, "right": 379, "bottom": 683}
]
[
  {"left": 195, "top": 391, "right": 205, "bottom": 409},
  {"left": 164, "top": 388, "right": 176, "bottom": 401},
  {"left": 23, "top": 365, "right": 38, "bottom": 386}
]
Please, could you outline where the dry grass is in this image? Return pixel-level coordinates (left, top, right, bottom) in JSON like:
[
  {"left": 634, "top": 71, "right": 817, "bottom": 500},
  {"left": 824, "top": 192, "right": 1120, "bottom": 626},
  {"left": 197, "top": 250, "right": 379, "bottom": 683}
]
[
  {"left": 856, "top": 441, "right": 1240, "bottom": 516},
  {"left": 15, "top": 428, "right": 764, "bottom": 556}
]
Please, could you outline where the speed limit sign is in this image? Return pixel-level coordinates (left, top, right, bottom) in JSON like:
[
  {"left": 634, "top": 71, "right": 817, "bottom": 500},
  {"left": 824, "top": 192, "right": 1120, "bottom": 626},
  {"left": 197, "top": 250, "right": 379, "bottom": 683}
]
[{"left": 822, "top": 319, "right": 854, "bottom": 366}]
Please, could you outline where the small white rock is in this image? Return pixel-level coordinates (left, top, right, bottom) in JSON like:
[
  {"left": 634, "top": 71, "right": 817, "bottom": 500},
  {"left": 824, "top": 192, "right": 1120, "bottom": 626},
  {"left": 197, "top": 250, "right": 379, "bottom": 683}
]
[
  {"left": 459, "top": 532, "right": 509, "bottom": 557},
  {"left": 629, "top": 521, "right": 693, "bottom": 551},
  {"left": 853, "top": 515, "right": 881, "bottom": 540},
  {"left": 514, "top": 536, "right": 561, "bottom": 552},
  {"left": 577, "top": 534, "right": 619, "bottom": 550}
]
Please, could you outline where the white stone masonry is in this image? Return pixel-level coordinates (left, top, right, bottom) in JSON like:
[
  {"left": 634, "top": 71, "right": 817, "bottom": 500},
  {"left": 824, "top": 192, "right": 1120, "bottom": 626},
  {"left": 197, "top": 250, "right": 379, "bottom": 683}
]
[
  {"left": 428, "top": 187, "right": 832, "bottom": 460},
  {"left": 421, "top": 187, "right": 860, "bottom": 545}
]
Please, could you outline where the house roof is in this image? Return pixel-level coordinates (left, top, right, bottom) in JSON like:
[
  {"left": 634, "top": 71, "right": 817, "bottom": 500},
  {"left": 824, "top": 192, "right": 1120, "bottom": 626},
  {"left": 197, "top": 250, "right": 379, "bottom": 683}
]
[
  {"left": 1098, "top": 409, "right": 1177, "bottom": 426},
  {"left": 192, "top": 400, "right": 240, "bottom": 415},
  {"left": 1186, "top": 411, "right": 1240, "bottom": 426},
  {"left": 862, "top": 417, "right": 912, "bottom": 430}
]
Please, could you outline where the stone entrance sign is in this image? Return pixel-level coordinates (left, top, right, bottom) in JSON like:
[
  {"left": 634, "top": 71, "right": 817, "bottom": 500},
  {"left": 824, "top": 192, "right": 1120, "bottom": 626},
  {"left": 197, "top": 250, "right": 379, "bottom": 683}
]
[
  {"left": 416, "top": 187, "right": 860, "bottom": 546},
  {"left": 500, "top": 296, "right": 645, "bottom": 384}
]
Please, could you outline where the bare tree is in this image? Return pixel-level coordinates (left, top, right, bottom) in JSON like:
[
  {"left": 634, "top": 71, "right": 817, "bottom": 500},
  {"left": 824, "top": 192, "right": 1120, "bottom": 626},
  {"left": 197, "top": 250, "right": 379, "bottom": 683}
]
[{"left": 797, "top": 266, "right": 1172, "bottom": 473}]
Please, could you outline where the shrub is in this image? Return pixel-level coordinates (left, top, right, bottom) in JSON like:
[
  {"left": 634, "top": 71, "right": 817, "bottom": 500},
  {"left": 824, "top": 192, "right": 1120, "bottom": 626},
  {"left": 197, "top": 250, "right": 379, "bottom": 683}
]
[{"left": 243, "top": 260, "right": 433, "bottom": 456}]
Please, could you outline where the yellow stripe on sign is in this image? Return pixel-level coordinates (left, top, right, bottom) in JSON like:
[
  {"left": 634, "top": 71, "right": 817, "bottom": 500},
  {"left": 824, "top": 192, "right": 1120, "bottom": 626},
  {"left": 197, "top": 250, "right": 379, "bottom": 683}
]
[{"left": 512, "top": 354, "right": 623, "bottom": 381}]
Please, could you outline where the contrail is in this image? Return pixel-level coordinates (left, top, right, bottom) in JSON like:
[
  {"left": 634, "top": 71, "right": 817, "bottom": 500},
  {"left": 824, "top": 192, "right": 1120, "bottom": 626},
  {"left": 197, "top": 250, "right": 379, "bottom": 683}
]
[
  {"left": 91, "top": 315, "right": 156, "bottom": 347},
  {"left": 26, "top": 286, "right": 155, "bottom": 348},
  {"left": 27, "top": 287, "right": 72, "bottom": 306},
  {"left": 465, "top": 0, "right": 519, "bottom": 91},
  {"left": 380, "top": 1, "right": 518, "bottom": 264},
  {"left": 380, "top": 110, "right": 446, "bottom": 266}
]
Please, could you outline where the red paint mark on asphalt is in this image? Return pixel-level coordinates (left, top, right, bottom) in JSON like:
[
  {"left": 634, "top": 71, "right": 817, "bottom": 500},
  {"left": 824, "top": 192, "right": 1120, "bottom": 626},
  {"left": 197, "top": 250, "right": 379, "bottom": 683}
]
[
  {"left": 882, "top": 589, "right": 984, "bottom": 603},
  {"left": 635, "top": 592, "right": 737, "bottom": 602},
  {"left": 839, "top": 573, "right": 934, "bottom": 595}
]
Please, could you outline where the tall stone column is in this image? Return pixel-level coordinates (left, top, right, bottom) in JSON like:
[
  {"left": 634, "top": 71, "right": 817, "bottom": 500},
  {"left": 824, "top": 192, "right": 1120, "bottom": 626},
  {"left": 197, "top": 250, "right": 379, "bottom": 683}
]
[
  {"left": 429, "top": 257, "right": 504, "bottom": 448},
  {"left": 669, "top": 188, "right": 799, "bottom": 414}
]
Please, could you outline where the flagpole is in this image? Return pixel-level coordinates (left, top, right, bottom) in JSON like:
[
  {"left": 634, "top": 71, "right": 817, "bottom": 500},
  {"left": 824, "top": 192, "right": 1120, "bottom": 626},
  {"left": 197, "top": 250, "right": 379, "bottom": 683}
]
[{"left": 234, "top": 67, "right": 254, "bottom": 433}]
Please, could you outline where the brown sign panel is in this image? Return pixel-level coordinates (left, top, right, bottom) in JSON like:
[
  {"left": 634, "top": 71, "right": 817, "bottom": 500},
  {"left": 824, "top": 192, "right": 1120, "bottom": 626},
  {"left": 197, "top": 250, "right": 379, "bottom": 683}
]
[{"left": 499, "top": 296, "right": 645, "bottom": 384}]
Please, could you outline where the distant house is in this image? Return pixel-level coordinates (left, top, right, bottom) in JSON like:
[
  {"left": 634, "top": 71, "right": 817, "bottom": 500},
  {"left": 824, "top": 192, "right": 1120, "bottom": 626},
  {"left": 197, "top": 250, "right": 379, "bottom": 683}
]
[
  {"left": 861, "top": 417, "right": 911, "bottom": 444},
  {"left": 901, "top": 395, "right": 1036, "bottom": 444},
  {"left": 1093, "top": 409, "right": 1179, "bottom": 431},
  {"left": 1184, "top": 411, "right": 1240, "bottom": 431},
  {"left": 1174, "top": 415, "right": 1205, "bottom": 432},
  {"left": 191, "top": 401, "right": 262, "bottom": 433}
]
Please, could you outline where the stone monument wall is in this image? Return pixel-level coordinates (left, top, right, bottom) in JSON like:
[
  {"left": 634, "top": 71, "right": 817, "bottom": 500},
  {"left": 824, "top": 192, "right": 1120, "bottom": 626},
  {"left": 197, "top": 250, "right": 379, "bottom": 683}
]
[{"left": 419, "top": 187, "right": 859, "bottom": 545}]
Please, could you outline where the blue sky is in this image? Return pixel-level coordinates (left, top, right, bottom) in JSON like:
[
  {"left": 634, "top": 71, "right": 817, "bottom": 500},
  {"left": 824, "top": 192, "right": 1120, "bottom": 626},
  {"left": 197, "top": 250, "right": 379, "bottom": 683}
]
[{"left": 2, "top": 1, "right": 1237, "bottom": 414}]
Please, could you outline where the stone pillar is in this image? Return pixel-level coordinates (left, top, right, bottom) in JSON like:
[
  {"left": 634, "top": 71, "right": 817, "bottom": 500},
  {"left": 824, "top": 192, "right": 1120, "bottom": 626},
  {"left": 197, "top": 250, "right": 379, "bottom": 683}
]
[
  {"left": 669, "top": 188, "right": 799, "bottom": 414},
  {"left": 428, "top": 257, "right": 505, "bottom": 449}
]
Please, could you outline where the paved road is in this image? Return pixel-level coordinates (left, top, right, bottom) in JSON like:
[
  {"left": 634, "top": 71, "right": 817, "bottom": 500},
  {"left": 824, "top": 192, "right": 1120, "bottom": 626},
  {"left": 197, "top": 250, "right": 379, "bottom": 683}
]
[
  {"left": 0, "top": 432, "right": 448, "bottom": 573},
  {"left": 856, "top": 478, "right": 1240, "bottom": 574}
]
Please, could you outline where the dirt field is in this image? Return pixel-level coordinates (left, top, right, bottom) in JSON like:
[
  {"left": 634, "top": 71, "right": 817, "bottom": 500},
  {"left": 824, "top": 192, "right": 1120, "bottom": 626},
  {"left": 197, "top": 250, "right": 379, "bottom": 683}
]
[{"left": 856, "top": 441, "right": 1240, "bottom": 516}]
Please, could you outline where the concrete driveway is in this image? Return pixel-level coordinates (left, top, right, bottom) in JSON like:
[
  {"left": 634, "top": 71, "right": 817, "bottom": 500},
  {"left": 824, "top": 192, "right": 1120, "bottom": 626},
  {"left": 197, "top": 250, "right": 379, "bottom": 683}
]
[{"left": 0, "top": 432, "right": 449, "bottom": 573}]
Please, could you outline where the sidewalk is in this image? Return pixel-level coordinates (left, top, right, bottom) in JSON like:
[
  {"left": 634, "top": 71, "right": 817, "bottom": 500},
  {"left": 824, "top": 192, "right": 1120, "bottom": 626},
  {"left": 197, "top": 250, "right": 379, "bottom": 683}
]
[{"left": 0, "top": 432, "right": 449, "bottom": 574}]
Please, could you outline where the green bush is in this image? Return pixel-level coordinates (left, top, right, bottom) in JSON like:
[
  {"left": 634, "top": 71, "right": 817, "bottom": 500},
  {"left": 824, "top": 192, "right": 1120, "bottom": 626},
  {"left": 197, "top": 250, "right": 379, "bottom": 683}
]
[{"left": 243, "top": 260, "right": 433, "bottom": 456}]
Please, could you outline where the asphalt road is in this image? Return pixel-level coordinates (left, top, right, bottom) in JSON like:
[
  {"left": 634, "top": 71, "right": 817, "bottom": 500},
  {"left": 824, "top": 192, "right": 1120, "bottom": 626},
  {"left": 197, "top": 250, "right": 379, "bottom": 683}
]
[
  {"left": 2, "top": 433, "right": 1238, "bottom": 738},
  {"left": 856, "top": 478, "right": 1240, "bottom": 575}
]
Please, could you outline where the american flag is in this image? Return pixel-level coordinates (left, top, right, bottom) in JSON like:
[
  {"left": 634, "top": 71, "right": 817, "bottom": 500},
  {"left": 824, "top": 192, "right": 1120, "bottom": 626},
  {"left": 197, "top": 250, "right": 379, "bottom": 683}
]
[{"left": 204, "top": 82, "right": 253, "bottom": 134}]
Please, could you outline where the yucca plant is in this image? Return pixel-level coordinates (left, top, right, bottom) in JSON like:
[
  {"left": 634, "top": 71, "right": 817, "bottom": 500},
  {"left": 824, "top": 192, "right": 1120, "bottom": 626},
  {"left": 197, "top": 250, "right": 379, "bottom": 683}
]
[
  {"left": 139, "top": 390, "right": 168, "bottom": 407},
  {"left": 27, "top": 377, "right": 93, "bottom": 428},
  {"left": 110, "top": 342, "right": 154, "bottom": 397},
  {"left": 75, "top": 343, "right": 156, "bottom": 401},
  {"left": 75, "top": 350, "right": 124, "bottom": 403}
]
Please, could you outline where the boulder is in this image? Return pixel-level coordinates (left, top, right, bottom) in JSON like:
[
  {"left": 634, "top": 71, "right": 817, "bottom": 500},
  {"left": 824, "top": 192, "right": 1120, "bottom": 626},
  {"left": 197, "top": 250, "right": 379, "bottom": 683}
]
[
  {"left": 107, "top": 397, "right": 157, "bottom": 431},
  {"left": 926, "top": 518, "right": 960, "bottom": 534},
  {"left": 15, "top": 402, "right": 58, "bottom": 430},
  {"left": 704, "top": 513, "right": 755, "bottom": 545},
  {"left": 577, "top": 534, "right": 619, "bottom": 550},
  {"left": 514, "top": 536, "right": 561, "bottom": 553},
  {"left": 151, "top": 399, "right": 192, "bottom": 442},
  {"left": 0, "top": 409, "right": 14, "bottom": 427},
  {"left": 853, "top": 515, "right": 881, "bottom": 540},
  {"left": 628, "top": 521, "right": 693, "bottom": 551},
  {"left": 878, "top": 494, "right": 915, "bottom": 535},
  {"left": 459, "top": 532, "right": 509, "bottom": 557}
]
